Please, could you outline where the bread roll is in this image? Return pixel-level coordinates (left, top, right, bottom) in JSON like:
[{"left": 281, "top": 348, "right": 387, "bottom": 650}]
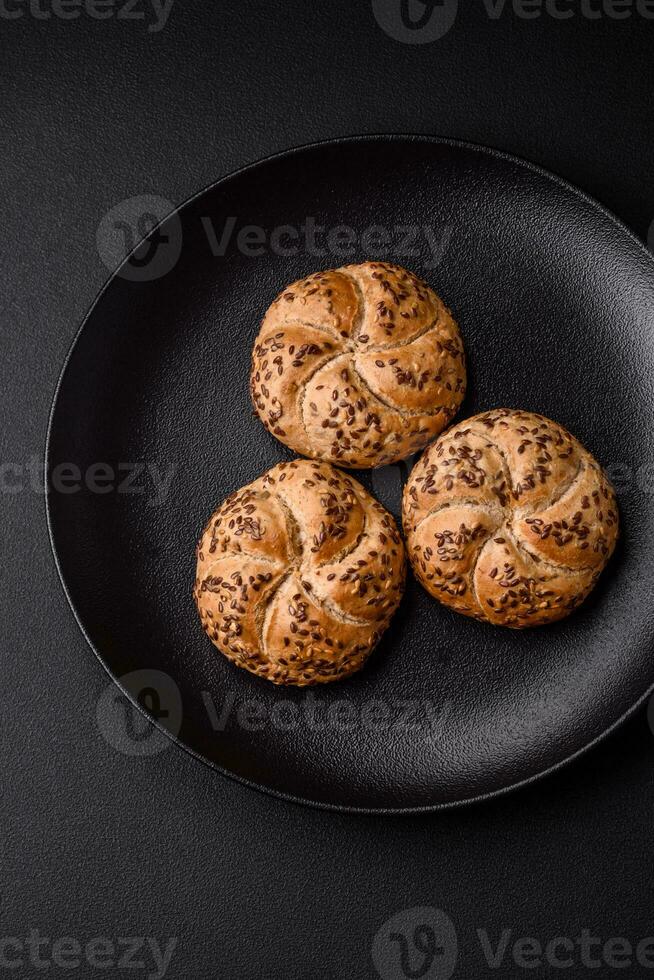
[
  {"left": 250, "top": 262, "right": 466, "bottom": 469},
  {"left": 402, "top": 409, "right": 618, "bottom": 628},
  {"left": 194, "top": 460, "right": 406, "bottom": 685}
]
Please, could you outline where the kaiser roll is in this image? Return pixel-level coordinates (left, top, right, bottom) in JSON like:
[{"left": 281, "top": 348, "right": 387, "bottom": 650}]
[
  {"left": 195, "top": 459, "right": 406, "bottom": 685},
  {"left": 250, "top": 262, "right": 466, "bottom": 468},
  {"left": 402, "top": 409, "right": 618, "bottom": 628}
]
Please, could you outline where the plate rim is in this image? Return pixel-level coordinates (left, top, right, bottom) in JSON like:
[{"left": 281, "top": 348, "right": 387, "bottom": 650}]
[{"left": 45, "top": 132, "right": 654, "bottom": 815}]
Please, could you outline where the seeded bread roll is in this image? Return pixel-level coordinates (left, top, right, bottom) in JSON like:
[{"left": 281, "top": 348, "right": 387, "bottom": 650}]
[
  {"left": 403, "top": 410, "right": 618, "bottom": 628},
  {"left": 194, "top": 459, "right": 406, "bottom": 685},
  {"left": 250, "top": 262, "right": 466, "bottom": 469}
]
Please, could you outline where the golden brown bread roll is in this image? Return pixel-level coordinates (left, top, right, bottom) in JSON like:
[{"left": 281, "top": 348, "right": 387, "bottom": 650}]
[
  {"left": 250, "top": 262, "right": 466, "bottom": 469},
  {"left": 402, "top": 409, "right": 618, "bottom": 628},
  {"left": 194, "top": 459, "right": 406, "bottom": 685}
]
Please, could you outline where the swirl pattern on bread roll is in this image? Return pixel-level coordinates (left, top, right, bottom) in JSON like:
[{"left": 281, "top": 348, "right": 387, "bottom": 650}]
[
  {"left": 403, "top": 410, "right": 618, "bottom": 628},
  {"left": 194, "top": 460, "right": 406, "bottom": 685},
  {"left": 250, "top": 262, "right": 466, "bottom": 469}
]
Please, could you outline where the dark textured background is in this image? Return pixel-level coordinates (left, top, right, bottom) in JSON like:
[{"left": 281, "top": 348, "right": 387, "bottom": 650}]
[{"left": 3, "top": 3, "right": 654, "bottom": 977}]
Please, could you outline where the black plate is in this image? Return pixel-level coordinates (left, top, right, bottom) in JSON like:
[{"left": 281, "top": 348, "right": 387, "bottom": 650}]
[{"left": 47, "top": 136, "right": 654, "bottom": 813}]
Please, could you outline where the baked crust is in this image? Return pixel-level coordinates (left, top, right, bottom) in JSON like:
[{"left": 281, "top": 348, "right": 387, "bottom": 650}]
[
  {"left": 402, "top": 409, "right": 619, "bottom": 628},
  {"left": 250, "top": 262, "right": 466, "bottom": 468},
  {"left": 194, "top": 459, "right": 406, "bottom": 685}
]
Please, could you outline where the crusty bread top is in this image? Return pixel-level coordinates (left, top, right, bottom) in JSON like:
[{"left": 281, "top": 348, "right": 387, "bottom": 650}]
[
  {"left": 195, "top": 459, "right": 406, "bottom": 685},
  {"left": 403, "top": 409, "right": 619, "bottom": 628},
  {"left": 250, "top": 262, "right": 466, "bottom": 469}
]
